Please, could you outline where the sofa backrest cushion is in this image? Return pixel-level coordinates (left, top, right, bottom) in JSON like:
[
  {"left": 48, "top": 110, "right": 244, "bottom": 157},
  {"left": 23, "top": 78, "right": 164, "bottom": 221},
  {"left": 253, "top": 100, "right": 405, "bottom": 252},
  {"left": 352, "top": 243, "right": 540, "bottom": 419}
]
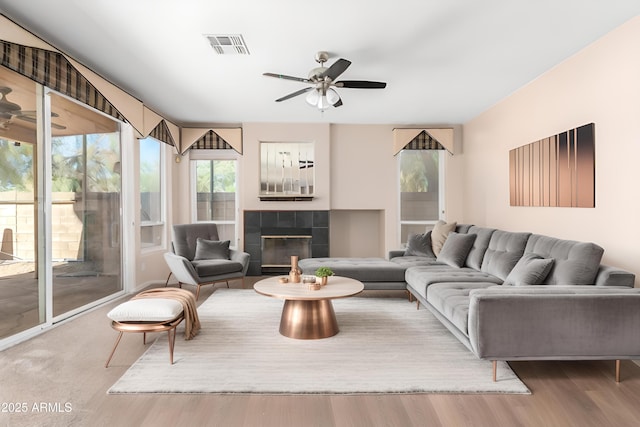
[
  {"left": 502, "top": 253, "right": 555, "bottom": 286},
  {"left": 480, "top": 230, "right": 531, "bottom": 280},
  {"left": 405, "top": 232, "right": 436, "bottom": 258},
  {"left": 172, "top": 223, "right": 220, "bottom": 261},
  {"left": 524, "top": 234, "right": 604, "bottom": 285},
  {"left": 464, "top": 226, "right": 496, "bottom": 270},
  {"left": 436, "top": 232, "right": 477, "bottom": 268},
  {"left": 430, "top": 220, "right": 457, "bottom": 256}
]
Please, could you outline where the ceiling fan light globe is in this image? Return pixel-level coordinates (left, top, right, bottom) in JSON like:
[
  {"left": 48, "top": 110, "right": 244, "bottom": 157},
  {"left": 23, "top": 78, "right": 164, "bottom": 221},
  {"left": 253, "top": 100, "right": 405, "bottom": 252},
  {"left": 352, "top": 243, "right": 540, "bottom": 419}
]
[
  {"left": 305, "top": 89, "right": 320, "bottom": 107},
  {"left": 326, "top": 88, "right": 340, "bottom": 105},
  {"left": 317, "top": 95, "right": 331, "bottom": 110}
]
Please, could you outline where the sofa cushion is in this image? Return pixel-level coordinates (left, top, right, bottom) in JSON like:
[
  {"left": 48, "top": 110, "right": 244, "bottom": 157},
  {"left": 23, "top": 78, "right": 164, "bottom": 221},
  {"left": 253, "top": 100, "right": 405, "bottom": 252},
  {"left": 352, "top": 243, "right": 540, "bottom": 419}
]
[
  {"left": 431, "top": 220, "right": 457, "bottom": 256},
  {"left": 426, "top": 282, "right": 497, "bottom": 336},
  {"left": 298, "top": 258, "right": 407, "bottom": 282},
  {"left": 524, "top": 234, "right": 604, "bottom": 285},
  {"left": 437, "top": 232, "right": 476, "bottom": 268},
  {"left": 194, "top": 238, "right": 231, "bottom": 260},
  {"left": 404, "top": 232, "right": 436, "bottom": 258},
  {"left": 405, "top": 265, "right": 502, "bottom": 300},
  {"left": 389, "top": 256, "right": 439, "bottom": 268},
  {"left": 464, "top": 226, "right": 496, "bottom": 270},
  {"left": 192, "top": 259, "right": 244, "bottom": 277},
  {"left": 503, "top": 253, "right": 554, "bottom": 286},
  {"left": 480, "top": 230, "right": 531, "bottom": 280}
]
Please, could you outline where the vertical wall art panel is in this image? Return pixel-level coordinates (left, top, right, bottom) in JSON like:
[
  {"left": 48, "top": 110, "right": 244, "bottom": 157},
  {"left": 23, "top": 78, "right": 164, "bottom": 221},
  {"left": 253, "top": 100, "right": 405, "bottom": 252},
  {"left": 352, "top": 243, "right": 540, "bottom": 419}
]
[{"left": 509, "top": 123, "right": 595, "bottom": 207}]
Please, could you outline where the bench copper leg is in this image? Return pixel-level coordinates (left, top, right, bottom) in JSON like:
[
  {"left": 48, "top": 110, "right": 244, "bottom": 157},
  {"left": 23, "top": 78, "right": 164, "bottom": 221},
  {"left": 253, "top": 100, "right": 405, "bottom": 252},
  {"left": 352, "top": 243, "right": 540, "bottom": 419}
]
[
  {"left": 493, "top": 360, "right": 497, "bottom": 382},
  {"left": 616, "top": 360, "right": 621, "bottom": 383},
  {"left": 168, "top": 327, "right": 177, "bottom": 364},
  {"left": 105, "top": 331, "right": 124, "bottom": 368}
]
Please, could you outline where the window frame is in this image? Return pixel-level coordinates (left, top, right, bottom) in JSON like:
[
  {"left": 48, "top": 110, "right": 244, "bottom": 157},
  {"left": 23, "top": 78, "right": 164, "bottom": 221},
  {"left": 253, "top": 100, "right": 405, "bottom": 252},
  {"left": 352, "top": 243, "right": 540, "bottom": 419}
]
[
  {"left": 398, "top": 149, "right": 446, "bottom": 246},
  {"left": 138, "top": 136, "right": 166, "bottom": 251},
  {"left": 189, "top": 149, "right": 240, "bottom": 248}
]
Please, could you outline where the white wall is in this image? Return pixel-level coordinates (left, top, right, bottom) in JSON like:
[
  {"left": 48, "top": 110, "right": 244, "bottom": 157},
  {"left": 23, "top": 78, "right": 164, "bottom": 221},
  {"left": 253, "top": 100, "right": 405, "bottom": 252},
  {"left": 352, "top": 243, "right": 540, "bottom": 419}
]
[{"left": 462, "top": 16, "right": 640, "bottom": 280}]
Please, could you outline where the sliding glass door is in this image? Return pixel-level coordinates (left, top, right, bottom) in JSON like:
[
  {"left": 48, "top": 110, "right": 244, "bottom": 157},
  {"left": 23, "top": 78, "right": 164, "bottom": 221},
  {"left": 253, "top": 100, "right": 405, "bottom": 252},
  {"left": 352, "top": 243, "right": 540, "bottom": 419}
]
[
  {"left": 0, "top": 66, "right": 124, "bottom": 344},
  {"left": 50, "top": 93, "right": 122, "bottom": 316}
]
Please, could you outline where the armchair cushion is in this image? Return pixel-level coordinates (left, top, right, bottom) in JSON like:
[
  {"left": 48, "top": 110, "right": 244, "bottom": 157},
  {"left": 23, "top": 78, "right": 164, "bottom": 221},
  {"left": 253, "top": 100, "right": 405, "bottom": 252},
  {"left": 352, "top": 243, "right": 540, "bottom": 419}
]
[
  {"left": 194, "top": 238, "right": 230, "bottom": 260},
  {"left": 192, "top": 259, "right": 244, "bottom": 277}
]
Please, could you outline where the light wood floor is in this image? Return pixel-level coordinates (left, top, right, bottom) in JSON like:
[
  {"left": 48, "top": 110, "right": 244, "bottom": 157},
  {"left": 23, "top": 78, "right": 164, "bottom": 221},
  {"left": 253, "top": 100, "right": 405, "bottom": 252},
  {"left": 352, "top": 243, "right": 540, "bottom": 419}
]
[{"left": 1, "top": 278, "right": 640, "bottom": 427}]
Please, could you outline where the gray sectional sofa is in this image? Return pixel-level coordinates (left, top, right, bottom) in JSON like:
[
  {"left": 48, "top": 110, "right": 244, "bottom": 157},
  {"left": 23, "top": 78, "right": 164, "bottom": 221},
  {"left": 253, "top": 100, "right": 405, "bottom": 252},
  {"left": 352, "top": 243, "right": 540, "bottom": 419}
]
[{"left": 299, "top": 224, "right": 640, "bottom": 381}]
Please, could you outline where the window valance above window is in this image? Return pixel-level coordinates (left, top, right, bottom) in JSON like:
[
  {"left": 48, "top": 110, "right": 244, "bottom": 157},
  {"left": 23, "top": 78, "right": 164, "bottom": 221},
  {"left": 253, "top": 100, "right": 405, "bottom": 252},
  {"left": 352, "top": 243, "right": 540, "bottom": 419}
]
[
  {"left": 393, "top": 128, "right": 454, "bottom": 155},
  {"left": 182, "top": 128, "right": 242, "bottom": 154},
  {"left": 148, "top": 120, "right": 176, "bottom": 147}
]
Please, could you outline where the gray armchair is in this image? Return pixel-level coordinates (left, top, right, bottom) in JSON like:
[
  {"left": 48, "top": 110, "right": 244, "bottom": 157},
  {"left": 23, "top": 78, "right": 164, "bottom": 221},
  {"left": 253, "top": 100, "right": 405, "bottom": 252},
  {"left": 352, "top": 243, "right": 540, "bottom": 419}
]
[{"left": 164, "top": 223, "right": 250, "bottom": 300}]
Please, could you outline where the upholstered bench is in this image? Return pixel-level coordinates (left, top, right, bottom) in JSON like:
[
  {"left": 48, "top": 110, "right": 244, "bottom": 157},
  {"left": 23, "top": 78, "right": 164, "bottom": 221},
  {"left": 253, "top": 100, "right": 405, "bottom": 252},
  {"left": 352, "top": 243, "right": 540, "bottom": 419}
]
[{"left": 104, "top": 298, "right": 185, "bottom": 367}]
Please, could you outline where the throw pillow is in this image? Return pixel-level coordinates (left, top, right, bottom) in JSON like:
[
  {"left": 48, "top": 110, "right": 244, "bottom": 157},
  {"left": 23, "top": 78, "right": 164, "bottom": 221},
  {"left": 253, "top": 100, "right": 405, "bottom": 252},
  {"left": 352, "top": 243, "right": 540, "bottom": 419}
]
[
  {"left": 431, "top": 220, "right": 457, "bottom": 256},
  {"left": 193, "top": 238, "right": 231, "bottom": 260},
  {"left": 404, "top": 232, "right": 436, "bottom": 258},
  {"left": 502, "top": 253, "right": 555, "bottom": 286},
  {"left": 436, "top": 232, "right": 477, "bottom": 268}
]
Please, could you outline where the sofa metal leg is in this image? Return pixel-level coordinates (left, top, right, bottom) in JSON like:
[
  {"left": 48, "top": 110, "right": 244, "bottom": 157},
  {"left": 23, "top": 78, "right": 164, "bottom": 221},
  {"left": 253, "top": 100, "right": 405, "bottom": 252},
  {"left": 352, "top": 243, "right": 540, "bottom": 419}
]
[
  {"left": 616, "top": 359, "right": 621, "bottom": 383},
  {"left": 493, "top": 360, "right": 497, "bottom": 382}
]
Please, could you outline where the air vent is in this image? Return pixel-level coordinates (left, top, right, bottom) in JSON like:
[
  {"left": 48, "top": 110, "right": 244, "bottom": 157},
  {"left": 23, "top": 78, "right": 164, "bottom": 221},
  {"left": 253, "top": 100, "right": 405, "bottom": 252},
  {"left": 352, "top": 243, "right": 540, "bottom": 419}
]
[{"left": 205, "top": 34, "right": 249, "bottom": 55}]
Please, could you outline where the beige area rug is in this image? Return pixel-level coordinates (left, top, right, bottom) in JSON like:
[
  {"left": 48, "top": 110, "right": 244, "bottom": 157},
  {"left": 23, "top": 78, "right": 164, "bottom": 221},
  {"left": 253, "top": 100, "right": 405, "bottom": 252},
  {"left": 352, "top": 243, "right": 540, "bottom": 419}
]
[{"left": 108, "top": 289, "right": 530, "bottom": 394}]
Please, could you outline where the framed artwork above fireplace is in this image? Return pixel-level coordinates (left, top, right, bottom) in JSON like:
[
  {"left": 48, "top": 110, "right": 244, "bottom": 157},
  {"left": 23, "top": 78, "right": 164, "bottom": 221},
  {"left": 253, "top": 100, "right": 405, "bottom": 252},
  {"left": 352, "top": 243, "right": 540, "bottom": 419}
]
[{"left": 259, "top": 141, "right": 315, "bottom": 201}]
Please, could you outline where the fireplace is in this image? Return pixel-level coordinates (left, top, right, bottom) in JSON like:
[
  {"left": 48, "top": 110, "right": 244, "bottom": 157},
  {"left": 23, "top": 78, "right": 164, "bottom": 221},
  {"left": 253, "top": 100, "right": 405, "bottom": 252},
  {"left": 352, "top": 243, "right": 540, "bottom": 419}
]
[
  {"left": 243, "top": 210, "right": 329, "bottom": 276},
  {"left": 260, "top": 229, "right": 312, "bottom": 273}
]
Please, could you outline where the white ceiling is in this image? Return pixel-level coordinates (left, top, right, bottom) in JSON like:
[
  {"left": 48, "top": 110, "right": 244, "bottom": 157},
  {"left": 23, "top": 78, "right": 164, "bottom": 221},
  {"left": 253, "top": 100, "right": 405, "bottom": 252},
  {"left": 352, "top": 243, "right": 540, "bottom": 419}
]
[{"left": 1, "top": 1, "right": 638, "bottom": 126}]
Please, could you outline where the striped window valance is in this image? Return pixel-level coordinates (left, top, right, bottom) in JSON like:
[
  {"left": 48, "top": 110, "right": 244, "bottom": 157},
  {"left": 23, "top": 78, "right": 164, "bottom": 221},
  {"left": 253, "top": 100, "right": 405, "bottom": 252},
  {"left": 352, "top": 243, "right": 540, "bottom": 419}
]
[
  {"left": 403, "top": 130, "right": 446, "bottom": 150},
  {"left": 148, "top": 120, "right": 175, "bottom": 147},
  {"left": 1, "top": 40, "right": 125, "bottom": 122},
  {"left": 189, "top": 130, "right": 234, "bottom": 150}
]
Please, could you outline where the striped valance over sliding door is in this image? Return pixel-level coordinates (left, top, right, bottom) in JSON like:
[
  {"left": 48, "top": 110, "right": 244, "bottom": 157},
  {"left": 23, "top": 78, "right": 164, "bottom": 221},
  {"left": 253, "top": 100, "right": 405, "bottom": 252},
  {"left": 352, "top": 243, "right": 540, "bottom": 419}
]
[
  {"left": 1, "top": 41, "right": 125, "bottom": 122},
  {"left": 190, "top": 130, "right": 235, "bottom": 151}
]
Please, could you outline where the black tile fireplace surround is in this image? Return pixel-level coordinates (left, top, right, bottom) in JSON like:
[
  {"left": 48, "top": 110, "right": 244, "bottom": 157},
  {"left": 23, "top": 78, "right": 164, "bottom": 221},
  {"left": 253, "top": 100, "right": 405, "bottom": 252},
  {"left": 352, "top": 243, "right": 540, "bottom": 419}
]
[{"left": 244, "top": 210, "right": 329, "bottom": 276}]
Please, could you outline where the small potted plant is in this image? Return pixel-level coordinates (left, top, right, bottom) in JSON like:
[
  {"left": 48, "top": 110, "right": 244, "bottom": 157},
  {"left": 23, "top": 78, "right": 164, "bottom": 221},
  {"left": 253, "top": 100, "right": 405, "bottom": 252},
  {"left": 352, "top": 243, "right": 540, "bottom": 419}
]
[{"left": 314, "top": 266, "right": 334, "bottom": 286}]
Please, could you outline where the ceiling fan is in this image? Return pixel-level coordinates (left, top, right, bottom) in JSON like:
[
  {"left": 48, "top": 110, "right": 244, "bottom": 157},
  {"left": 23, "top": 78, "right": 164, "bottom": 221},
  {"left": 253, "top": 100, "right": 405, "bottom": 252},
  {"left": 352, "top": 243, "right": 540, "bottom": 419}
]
[
  {"left": 0, "top": 86, "right": 66, "bottom": 130},
  {"left": 263, "top": 51, "right": 386, "bottom": 110}
]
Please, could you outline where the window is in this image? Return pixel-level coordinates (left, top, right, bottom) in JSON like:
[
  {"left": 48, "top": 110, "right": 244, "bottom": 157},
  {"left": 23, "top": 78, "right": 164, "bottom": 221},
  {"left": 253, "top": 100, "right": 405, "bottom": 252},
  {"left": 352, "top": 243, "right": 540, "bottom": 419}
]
[
  {"left": 399, "top": 150, "right": 443, "bottom": 244},
  {"left": 192, "top": 157, "right": 238, "bottom": 244},
  {"left": 139, "top": 137, "right": 164, "bottom": 248}
]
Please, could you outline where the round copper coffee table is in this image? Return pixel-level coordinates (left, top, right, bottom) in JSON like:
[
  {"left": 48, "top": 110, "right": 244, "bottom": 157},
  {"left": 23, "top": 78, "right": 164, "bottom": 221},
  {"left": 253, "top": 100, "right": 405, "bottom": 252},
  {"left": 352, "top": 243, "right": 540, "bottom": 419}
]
[{"left": 254, "top": 276, "right": 364, "bottom": 339}]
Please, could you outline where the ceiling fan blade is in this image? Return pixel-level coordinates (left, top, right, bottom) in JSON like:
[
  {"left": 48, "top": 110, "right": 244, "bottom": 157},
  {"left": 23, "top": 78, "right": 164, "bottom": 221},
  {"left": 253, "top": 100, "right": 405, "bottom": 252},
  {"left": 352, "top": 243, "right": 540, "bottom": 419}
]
[
  {"left": 319, "top": 58, "right": 351, "bottom": 80},
  {"left": 336, "top": 80, "right": 387, "bottom": 89},
  {"left": 275, "top": 87, "right": 313, "bottom": 102},
  {"left": 263, "top": 72, "right": 311, "bottom": 83},
  {"left": 333, "top": 98, "right": 343, "bottom": 108}
]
